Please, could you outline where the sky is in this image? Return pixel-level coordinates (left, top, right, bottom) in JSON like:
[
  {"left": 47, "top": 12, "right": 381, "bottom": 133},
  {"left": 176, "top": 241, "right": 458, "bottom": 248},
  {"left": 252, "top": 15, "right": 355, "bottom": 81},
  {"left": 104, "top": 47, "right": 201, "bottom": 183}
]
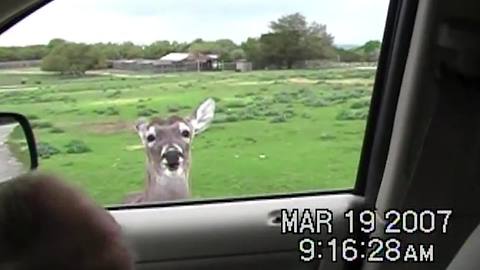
[{"left": 0, "top": 0, "right": 390, "bottom": 47}]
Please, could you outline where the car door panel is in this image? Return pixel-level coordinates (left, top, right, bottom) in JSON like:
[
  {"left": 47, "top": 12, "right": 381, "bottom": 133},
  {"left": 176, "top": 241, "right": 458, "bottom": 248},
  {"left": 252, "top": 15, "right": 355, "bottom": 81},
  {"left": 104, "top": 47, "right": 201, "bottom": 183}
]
[{"left": 111, "top": 194, "right": 363, "bottom": 270}]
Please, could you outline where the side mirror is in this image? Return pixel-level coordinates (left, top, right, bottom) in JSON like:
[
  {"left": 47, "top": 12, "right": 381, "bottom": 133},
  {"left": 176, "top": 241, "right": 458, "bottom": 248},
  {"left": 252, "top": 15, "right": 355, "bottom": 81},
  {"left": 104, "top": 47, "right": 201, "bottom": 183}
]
[{"left": 0, "top": 112, "right": 38, "bottom": 182}]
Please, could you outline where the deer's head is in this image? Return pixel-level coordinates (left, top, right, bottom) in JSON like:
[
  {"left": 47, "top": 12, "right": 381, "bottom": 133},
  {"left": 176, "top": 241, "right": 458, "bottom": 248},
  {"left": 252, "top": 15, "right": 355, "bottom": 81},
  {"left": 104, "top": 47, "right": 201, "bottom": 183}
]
[{"left": 135, "top": 98, "right": 215, "bottom": 177}]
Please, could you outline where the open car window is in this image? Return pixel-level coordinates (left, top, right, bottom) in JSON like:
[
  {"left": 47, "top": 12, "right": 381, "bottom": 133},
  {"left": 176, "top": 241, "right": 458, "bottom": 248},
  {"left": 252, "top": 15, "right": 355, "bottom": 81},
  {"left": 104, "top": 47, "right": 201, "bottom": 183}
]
[{"left": 0, "top": 0, "right": 389, "bottom": 206}]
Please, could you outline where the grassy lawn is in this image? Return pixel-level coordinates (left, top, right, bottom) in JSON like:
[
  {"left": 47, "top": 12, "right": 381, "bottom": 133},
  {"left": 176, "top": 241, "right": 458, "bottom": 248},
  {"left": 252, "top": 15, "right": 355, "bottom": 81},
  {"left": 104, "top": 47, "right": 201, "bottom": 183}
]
[{"left": 0, "top": 67, "right": 375, "bottom": 205}]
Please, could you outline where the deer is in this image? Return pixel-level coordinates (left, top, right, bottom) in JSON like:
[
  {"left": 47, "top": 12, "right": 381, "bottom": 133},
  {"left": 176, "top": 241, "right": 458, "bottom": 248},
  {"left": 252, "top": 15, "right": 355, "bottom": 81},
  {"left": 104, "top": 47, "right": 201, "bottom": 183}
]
[{"left": 123, "top": 98, "right": 215, "bottom": 204}]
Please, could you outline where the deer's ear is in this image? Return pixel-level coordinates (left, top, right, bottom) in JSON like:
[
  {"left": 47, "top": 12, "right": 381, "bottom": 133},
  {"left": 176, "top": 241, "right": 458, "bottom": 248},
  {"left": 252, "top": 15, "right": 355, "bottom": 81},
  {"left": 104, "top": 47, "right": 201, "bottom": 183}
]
[
  {"left": 135, "top": 117, "right": 149, "bottom": 144},
  {"left": 190, "top": 98, "right": 215, "bottom": 134}
]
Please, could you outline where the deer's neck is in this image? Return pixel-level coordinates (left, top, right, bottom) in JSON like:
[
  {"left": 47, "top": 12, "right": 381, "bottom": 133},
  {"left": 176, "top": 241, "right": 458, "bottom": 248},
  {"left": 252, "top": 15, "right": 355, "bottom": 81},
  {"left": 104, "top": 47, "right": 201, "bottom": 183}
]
[{"left": 143, "top": 161, "right": 191, "bottom": 201}]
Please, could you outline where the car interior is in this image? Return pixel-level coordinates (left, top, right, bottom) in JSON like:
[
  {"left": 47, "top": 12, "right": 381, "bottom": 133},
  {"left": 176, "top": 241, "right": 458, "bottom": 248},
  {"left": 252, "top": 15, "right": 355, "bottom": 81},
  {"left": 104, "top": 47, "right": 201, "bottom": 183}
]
[{"left": 1, "top": 0, "right": 480, "bottom": 269}]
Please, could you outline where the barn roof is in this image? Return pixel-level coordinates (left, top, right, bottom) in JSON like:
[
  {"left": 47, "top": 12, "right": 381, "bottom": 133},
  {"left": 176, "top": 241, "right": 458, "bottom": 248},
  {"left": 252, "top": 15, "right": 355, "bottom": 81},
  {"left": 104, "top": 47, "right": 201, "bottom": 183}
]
[
  {"left": 159, "top": 52, "right": 220, "bottom": 62},
  {"left": 159, "top": 53, "right": 190, "bottom": 62}
]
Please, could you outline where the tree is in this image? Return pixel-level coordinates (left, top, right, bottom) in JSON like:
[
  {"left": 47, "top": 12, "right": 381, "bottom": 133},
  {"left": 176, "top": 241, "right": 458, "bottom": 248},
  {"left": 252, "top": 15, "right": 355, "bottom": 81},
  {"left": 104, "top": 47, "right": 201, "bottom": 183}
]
[
  {"left": 47, "top": 38, "right": 67, "bottom": 49},
  {"left": 143, "top": 41, "right": 173, "bottom": 59},
  {"left": 230, "top": 48, "right": 246, "bottom": 60},
  {"left": 241, "top": 38, "right": 263, "bottom": 68},
  {"left": 336, "top": 48, "right": 363, "bottom": 62},
  {"left": 118, "top": 42, "right": 143, "bottom": 59},
  {"left": 351, "top": 40, "right": 381, "bottom": 62},
  {"left": 41, "top": 42, "right": 105, "bottom": 75},
  {"left": 188, "top": 39, "right": 240, "bottom": 61},
  {"left": 257, "top": 13, "right": 335, "bottom": 69}
]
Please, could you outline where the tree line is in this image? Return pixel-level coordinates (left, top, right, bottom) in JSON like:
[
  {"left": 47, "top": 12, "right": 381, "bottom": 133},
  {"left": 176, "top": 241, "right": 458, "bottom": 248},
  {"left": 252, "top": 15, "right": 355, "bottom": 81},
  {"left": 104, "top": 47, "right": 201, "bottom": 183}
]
[{"left": 0, "top": 13, "right": 381, "bottom": 74}]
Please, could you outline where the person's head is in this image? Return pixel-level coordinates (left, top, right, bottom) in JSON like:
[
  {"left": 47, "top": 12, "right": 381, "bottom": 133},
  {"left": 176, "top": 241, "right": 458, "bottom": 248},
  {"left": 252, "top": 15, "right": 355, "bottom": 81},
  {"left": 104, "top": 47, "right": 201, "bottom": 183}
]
[{"left": 0, "top": 173, "right": 134, "bottom": 270}]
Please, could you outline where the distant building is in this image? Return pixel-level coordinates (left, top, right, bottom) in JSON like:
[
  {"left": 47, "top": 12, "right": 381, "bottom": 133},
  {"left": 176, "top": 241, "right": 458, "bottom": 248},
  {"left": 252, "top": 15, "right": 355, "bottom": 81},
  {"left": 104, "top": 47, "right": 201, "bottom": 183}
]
[
  {"left": 159, "top": 52, "right": 219, "bottom": 70},
  {"left": 0, "top": 60, "right": 41, "bottom": 69},
  {"left": 110, "top": 52, "right": 220, "bottom": 73},
  {"left": 235, "top": 59, "right": 253, "bottom": 72}
]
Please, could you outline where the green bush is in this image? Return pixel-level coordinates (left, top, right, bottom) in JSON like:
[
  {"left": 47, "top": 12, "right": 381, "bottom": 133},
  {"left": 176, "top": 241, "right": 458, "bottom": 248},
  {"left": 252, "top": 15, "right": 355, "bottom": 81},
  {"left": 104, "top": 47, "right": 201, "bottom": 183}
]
[
  {"left": 94, "top": 107, "right": 119, "bottom": 116},
  {"left": 284, "top": 109, "right": 295, "bottom": 118},
  {"left": 137, "top": 108, "right": 159, "bottom": 117},
  {"left": 64, "top": 140, "right": 91, "bottom": 154},
  {"left": 213, "top": 114, "right": 240, "bottom": 123},
  {"left": 273, "top": 92, "right": 293, "bottom": 104},
  {"left": 336, "top": 108, "right": 369, "bottom": 121},
  {"left": 270, "top": 115, "right": 288, "bottom": 123},
  {"left": 319, "top": 133, "right": 336, "bottom": 141},
  {"left": 49, "top": 127, "right": 65, "bottom": 134},
  {"left": 37, "top": 142, "right": 61, "bottom": 159},
  {"left": 226, "top": 100, "right": 248, "bottom": 108},
  {"left": 303, "top": 98, "right": 330, "bottom": 107},
  {"left": 350, "top": 98, "right": 371, "bottom": 109},
  {"left": 167, "top": 105, "right": 180, "bottom": 113},
  {"left": 106, "top": 90, "right": 122, "bottom": 98},
  {"left": 27, "top": 114, "right": 39, "bottom": 120},
  {"left": 264, "top": 110, "right": 280, "bottom": 117},
  {"left": 215, "top": 106, "right": 226, "bottom": 113},
  {"left": 31, "top": 121, "right": 54, "bottom": 129},
  {"left": 179, "top": 83, "right": 193, "bottom": 88},
  {"left": 300, "top": 113, "right": 312, "bottom": 119},
  {"left": 226, "top": 115, "right": 240, "bottom": 122}
]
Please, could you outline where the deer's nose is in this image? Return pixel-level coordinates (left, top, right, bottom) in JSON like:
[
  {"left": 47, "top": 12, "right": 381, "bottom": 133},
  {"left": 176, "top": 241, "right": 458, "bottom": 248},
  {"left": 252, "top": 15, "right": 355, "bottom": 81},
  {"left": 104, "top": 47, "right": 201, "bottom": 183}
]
[{"left": 162, "top": 150, "right": 183, "bottom": 169}]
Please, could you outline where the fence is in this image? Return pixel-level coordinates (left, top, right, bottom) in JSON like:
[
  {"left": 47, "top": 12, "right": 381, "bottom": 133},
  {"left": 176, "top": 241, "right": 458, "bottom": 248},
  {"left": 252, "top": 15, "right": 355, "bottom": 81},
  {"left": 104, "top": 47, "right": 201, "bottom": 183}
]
[{"left": 0, "top": 60, "right": 41, "bottom": 69}]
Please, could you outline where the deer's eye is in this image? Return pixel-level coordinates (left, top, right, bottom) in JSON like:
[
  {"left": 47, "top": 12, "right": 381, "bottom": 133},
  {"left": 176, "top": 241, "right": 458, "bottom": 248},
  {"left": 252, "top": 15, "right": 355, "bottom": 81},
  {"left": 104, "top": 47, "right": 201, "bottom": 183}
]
[
  {"left": 181, "top": 130, "right": 190, "bottom": 138},
  {"left": 146, "top": 134, "right": 156, "bottom": 142}
]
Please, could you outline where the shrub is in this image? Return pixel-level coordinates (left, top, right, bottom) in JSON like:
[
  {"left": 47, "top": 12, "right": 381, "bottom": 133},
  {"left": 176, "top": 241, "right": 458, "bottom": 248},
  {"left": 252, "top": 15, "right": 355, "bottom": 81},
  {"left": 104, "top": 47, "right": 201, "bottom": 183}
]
[
  {"left": 49, "top": 127, "right": 65, "bottom": 134},
  {"left": 64, "top": 140, "right": 91, "bottom": 154},
  {"left": 226, "top": 100, "right": 248, "bottom": 108},
  {"left": 106, "top": 90, "right": 122, "bottom": 98},
  {"left": 264, "top": 110, "right": 280, "bottom": 117},
  {"left": 37, "top": 142, "right": 61, "bottom": 159},
  {"left": 179, "top": 83, "right": 193, "bottom": 88},
  {"left": 273, "top": 92, "right": 293, "bottom": 104},
  {"left": 104, "top": 107, "right": 119, "bottom": 115},
  {"left": 137, "top": 108, "right": 159, "bottom": 117},
  {"left": 226, "top": 115, "right": 240, "bottom": 122},
  {"left": 301, "top": 113, "right": 312, "bottom": 119},
  {"left": 350, "top": 98, "right": 371, "bottom": 109},
  {"left": 213, "top": 114, "right": 228, "bottom": 123},
  {"left": 239, "top": 111, "right": 256, "bottom": 120},
  {"left": 35, "top": 80, "right": 42, "bottom": 85},
  {"left": 215, "top": 106, "right": 226, "bottom": 113},
  {"left": 270, "top": 115, "right": 287, "bottom": 123},
  {"left": 213, "top": 114, "right": 239, "bottom": 123},
  {"left": 303, "top": 98, "right": 330, "bottom": 107},
  {"left": 27, "top": 114, "right": 39, "bottom": 120},
  {"left": 319, "top": 133, "right": 336, "bottom": 141},
  {"left": 167, "top": 105, "right": 180, "bottom": 113},
  {"left": 336, "top": 108, "right": 369, "bottom": 121},
  {"left": 284, "top": 109, "right": 295, "bottom": 118},
  {"left": 253, "top": 95, "right": 265, "bottom": 101},
  {"left": 31, "top": 121, "right": 53, "bottom": 129},
  {"left": 21, "top": 78, "right": 27, "bottom": 84}
]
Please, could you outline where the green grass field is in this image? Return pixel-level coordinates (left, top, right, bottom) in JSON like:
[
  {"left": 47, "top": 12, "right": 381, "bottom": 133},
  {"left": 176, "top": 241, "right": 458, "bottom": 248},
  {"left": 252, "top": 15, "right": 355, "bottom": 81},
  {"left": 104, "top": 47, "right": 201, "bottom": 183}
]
[{"left": 0, "top": 67, "right": 375, "bottom": 205}]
